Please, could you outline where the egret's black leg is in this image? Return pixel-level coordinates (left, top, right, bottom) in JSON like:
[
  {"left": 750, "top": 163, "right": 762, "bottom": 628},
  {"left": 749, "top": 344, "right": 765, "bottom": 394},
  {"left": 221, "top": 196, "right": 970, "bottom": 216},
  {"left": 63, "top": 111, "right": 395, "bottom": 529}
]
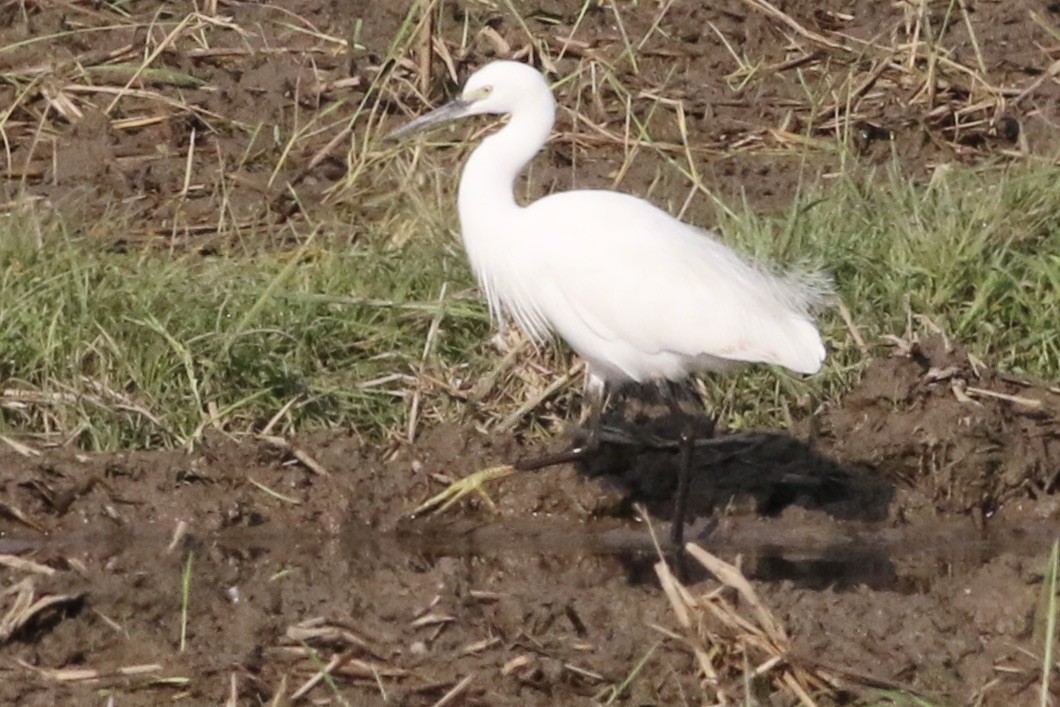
[
  {"left": 663, "top": 382, "right": 717, "bottom": 546},
  {"left": 671, "top": 420, "right": 694, "bottom": 547},
  {"left": 514, "top": 445, "right": 593, "bottom": 472},
  {"left": 513, "top": 372, "right": 606, "bottom": 471}
]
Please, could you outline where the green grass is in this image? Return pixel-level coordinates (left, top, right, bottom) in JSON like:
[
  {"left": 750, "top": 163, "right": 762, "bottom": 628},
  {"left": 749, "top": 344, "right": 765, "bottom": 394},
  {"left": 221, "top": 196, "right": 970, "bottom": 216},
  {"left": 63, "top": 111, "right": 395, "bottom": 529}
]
[
  {"left": 0, "top": 207, "right": 490, "bottom": 449},
  {"left": 793, "top": 163, "right": 1060, "bottom": 377},
  {"left": 0, "top": 162, "right": 1057, "bottom": 449},
  {"left": 705, "top": 161, "right": 1060, "bottom": 427},
  {"left": 179, "top": 550, "right": 193, "bottom": 653}
]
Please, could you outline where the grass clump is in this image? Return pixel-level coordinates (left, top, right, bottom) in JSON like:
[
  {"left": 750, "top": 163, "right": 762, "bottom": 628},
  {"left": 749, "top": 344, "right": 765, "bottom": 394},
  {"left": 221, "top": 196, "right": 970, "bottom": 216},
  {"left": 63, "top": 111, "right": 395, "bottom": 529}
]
[
  {"left": 805, "top": 164, "right": 1059, "bottom": 377},
  {"left": 0, "top": 208, "right": 488, "bottom": 450},
  {"left": 703, "top": 162, "right": 1060, "bottom": 428},
  {"left": 1, "top": 161, "right": 1056, "bottom": 449}
]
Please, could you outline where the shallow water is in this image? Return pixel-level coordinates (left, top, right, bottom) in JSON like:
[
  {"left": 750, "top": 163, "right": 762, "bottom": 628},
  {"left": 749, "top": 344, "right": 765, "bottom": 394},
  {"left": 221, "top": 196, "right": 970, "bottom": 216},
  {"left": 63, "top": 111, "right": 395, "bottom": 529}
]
[{"left": 9, "top": 515, "right": 1056, "bottom": 594}]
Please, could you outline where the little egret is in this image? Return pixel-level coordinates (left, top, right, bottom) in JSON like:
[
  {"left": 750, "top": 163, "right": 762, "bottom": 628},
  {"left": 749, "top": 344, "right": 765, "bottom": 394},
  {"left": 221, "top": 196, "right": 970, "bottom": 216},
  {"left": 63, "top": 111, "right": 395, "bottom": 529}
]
[{"left": 392, "top": 61, "right": 828, "bottom": 544}]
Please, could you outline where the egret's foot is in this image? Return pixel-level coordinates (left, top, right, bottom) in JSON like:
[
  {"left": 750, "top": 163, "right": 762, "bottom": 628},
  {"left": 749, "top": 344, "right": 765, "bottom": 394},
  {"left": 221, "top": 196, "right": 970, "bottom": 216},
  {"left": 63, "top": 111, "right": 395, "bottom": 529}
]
[{"left": 411, "top": 464, "right": 517, "bottom": 517}]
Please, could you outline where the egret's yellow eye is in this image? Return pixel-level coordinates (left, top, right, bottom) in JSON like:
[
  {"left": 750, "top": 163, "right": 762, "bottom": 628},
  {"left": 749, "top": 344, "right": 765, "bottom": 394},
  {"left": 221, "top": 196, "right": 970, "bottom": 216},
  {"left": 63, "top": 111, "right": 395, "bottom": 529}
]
[{"left": 465, "top": 85, "right": 492, "bottom": 101}]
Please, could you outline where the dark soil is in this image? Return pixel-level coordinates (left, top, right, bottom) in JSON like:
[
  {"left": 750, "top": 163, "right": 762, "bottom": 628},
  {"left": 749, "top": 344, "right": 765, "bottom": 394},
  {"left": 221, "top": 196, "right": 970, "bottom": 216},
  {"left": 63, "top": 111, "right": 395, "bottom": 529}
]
[
  {"left": 1, "top": 0, "right": 1057, "bottom": 246},
  {"left": 1, "top": 341, "right": 1057, "bottom": 704},
  {"left": 1, "top": 1, "right": 1059, "bottom": 705}
]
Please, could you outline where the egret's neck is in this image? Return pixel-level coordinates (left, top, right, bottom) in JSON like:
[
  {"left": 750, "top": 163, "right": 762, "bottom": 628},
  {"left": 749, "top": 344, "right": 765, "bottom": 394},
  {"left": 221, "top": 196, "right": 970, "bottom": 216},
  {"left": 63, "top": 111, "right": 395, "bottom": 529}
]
[{"left": 457, "top": 100, "right": 555, "bottom": 227}]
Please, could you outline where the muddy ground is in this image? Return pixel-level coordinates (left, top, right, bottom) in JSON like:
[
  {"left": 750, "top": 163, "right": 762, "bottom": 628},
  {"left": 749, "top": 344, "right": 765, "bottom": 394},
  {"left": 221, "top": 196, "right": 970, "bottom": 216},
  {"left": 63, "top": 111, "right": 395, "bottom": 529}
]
[
  {"left": 2, "top": 0, "right": 1060, "bottom": 705},
  {"left": 1, "top": 0, "right": 1057, "bottom": 245},
  {"left": 1, "top": 336, "right": 1058, "bottom": 704}
]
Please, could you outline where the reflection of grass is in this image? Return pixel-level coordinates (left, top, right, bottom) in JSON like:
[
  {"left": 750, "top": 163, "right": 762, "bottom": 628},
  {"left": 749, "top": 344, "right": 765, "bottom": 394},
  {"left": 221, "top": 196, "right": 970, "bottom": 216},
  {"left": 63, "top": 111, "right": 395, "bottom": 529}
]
[{"left": 1, "top": 162, "right": 1057, "bottom": 447}]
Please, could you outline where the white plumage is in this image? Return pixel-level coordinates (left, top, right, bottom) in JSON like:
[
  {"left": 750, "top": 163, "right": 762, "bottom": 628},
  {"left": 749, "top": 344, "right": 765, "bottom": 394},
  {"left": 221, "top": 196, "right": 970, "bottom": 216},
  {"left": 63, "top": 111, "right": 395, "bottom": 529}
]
[{"left": 394, "top": 60, "right": 827, "bottom": 392}]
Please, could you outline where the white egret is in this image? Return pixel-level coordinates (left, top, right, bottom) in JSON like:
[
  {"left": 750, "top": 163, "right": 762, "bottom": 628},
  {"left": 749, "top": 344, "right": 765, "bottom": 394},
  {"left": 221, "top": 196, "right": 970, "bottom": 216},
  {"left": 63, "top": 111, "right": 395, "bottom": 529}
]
[{"left": 392, "top": 61, "right": 828, "bottom": 544}]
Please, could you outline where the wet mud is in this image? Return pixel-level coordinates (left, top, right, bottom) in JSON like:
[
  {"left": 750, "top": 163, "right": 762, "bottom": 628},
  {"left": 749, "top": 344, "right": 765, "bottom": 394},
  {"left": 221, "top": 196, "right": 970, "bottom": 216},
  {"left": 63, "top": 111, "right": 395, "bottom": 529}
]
[{"left": 2, "top": 338, "right": 1058, "bottom": 704}]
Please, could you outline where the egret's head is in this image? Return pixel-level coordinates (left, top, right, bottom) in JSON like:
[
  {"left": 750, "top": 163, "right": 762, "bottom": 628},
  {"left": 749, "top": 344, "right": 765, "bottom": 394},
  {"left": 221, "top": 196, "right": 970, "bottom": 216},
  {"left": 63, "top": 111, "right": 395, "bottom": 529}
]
[
  {"left": 457, "top": 61, "right": 546, "bottom": 115},
  {"left": 388, "top": 61, "right": 551, "bottom": 140}
]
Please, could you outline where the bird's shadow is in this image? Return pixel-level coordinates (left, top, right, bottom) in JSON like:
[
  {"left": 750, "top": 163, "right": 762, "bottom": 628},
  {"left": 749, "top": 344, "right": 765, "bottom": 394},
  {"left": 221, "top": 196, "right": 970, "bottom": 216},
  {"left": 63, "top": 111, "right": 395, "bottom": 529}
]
[
  {"left": 578, "top": 402, "right": 893, "bottom": 522},
  {"left": 570, "top": 406, "right": 900, "bottom": 590}
]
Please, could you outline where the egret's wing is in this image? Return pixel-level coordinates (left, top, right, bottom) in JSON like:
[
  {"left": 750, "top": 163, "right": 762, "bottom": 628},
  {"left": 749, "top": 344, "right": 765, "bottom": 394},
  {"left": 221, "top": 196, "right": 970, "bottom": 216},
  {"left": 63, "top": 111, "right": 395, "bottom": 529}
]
[{"left": 524, "top": 191, "right": 826, "bottom": 378}]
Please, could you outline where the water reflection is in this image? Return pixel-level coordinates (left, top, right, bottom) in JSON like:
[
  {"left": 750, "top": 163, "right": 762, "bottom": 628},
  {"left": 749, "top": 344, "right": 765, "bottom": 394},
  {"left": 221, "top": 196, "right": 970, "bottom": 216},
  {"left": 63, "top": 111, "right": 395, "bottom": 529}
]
[{"left": 4, "top": 515, "right": 1057, "bottom": 594}]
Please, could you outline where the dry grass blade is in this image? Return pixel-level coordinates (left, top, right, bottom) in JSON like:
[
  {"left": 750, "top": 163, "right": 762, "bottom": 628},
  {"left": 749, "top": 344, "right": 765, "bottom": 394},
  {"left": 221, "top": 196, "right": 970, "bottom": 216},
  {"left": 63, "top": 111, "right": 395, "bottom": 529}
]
[
  {"left": 684, "top": 544, "right": 790, "bottom": 641},
  {"left": 275, "top": 616, "right": 408, "bottom": 695},
  {"left": 289, "top": 650, "right": 350, "bottom": 700},
  {"left": 16, "top": 659, "right": 165, "bottom": 683},
  {"left": 0, "top": 555, "right": 55, "bottom": 576},
  {"left": 0, "top": 501, "right": 46, "bottom": 533},
  {"left": 0, "top": 435, "right": 40, "bottom": 457},
  {"left": 266, "top": 674, "right": 288, "bottom": 706},
  {"left": 258, "top": 435, "right": 332, "bottom": 476},
  {"left": 277, "top": 644, "right": 407, "bottom": 679},
  {"left": 963, "top": 386, "right": 1044, "bottom": 409},
  {"left": 1, "top": 577, "right": 83, "bottom": 642},
  {"left": 655, "top": 545, "right": 833, "bottom": 704},
  {"left": 285, "top": 617, "right": 380, "bottom": 657},
  {"left": 431, "top": 674, "right": 474, "bottom": 707},
  {"left": 738, "top": 0, "right": 851, "bottom": 52},
  {"left": 497, "top": 361, "right": 584, "bottom": 431},
  {"left": 225, "top": 672, "right": 239, "bottom": 707}
]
